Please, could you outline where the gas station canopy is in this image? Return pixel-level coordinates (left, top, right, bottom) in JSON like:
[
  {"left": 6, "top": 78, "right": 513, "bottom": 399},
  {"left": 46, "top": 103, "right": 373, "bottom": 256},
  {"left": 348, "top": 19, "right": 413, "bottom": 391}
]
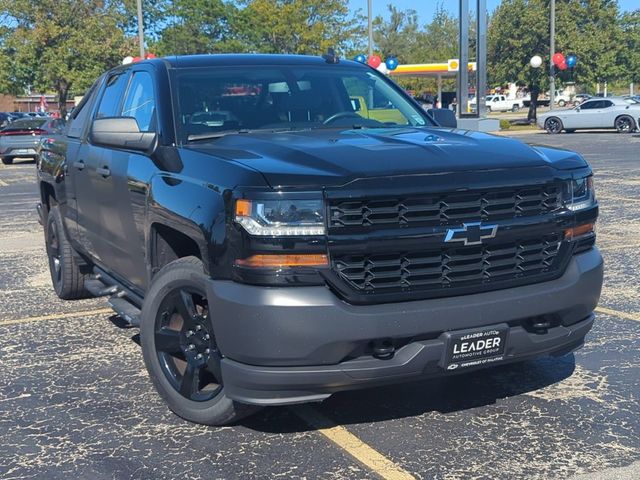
[{"left": 389, "top": 60, "right": 477, "bottom": 78}]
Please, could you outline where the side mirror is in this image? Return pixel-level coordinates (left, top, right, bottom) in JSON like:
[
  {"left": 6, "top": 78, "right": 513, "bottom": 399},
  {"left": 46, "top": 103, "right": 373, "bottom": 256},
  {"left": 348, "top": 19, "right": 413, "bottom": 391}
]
[
  {"left": 427, "top": 108, "right": 457, "bottom": 128},
  {"left": 90, "top": 117, "right": 156, "bottom": 152}
]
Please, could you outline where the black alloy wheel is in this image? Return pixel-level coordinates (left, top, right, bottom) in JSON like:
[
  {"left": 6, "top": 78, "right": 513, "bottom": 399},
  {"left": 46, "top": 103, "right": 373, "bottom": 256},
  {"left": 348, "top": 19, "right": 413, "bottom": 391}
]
[
  {"left": 140, "top": 256, "right": 259, "bottom": 425},
  {"left": 45, "top": 205, "right": 88, "bottom": 299},
  {"left": 615, "top": 115, "right": 634, "bottom": 133},
  {"left": 47, "top": 217, "right": 63, "bottom": 286},
  {"left": 544, "top": 117, "right": 563, "bottom": 134},
  {"left": 154, "top": 287, "right": 223, "bottom": 402}
]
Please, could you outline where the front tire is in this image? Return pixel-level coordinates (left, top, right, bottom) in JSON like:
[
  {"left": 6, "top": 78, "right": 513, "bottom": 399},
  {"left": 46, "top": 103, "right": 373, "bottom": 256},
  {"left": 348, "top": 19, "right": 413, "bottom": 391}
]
[
  {"left": 544, "top": 117, "right": 563, "bottom": 134},
  {"left": 558, "top": 99, "right": 566, "bottom": 107},
  {"left": 1, "top": 157, "right": 13, "bottom": 165},
  {"left": 45, "top": 205, "right": 89, "bottom": 299},
  {"left": 512, "top": 104, "right": 520, "bottom": 112},
  {"left": 140, "top": 256, "right": 260, "bottom": 426},
  {"left": 615, "top": 115, "right": 635, "bottom": 133}
]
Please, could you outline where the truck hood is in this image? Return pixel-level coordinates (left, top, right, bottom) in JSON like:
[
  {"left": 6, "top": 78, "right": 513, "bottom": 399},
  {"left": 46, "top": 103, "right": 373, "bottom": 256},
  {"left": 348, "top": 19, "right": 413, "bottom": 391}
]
[{"left": 186, "top": 127, "right": 587, "bottom": 188}]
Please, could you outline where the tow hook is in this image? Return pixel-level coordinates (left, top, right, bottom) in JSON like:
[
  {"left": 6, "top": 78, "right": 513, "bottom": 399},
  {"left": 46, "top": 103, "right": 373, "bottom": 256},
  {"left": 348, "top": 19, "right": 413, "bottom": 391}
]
[{"left": 372, "top": 339, "right": 395, "bottom": 360}]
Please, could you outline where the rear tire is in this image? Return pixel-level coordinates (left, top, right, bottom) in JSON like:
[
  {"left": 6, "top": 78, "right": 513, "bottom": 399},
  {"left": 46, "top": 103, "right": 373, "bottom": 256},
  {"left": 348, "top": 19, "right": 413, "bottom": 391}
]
[
  {"left": 140, "top": 256, "right": 261, "bottom": 426},
  {"left": 1, "top": 157, "right": 13, "bottom": 165},
  {"left": 512, "top": 105, "right": 520, "bottom": 112},
  {"left": 558, "top": 99, "right": 566, "bottom": 107},
  {"left": 615, "top": 115, "right": 635, "bottom": 133},
  {"left": 544, "top": 117, "right": 563, "bottom": 134},
  {"left": 45, "top": 205, "right": 89, "bottom": 299}
]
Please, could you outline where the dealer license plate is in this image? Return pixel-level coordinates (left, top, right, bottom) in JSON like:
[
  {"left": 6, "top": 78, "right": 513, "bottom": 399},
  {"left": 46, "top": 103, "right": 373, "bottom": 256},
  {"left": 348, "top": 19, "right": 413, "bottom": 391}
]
[
  {"left": 15, "top": 148, "right": 35, "bottom": 154},
  {"left": 441, "top": 324, "right": 508, "bottom": 371}
]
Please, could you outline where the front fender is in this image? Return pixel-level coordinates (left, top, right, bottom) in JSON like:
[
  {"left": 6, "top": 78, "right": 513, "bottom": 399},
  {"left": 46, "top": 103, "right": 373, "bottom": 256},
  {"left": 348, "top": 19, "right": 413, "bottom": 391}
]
[{"left": 147, "top": 173, "right": 231, "bottom": 276}]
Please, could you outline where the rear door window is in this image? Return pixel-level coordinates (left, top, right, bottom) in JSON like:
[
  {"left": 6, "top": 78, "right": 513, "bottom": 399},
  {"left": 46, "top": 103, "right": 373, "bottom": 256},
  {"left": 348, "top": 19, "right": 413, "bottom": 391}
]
[{"left": 67, "top": 81, "right": 100, "bottom": 139}]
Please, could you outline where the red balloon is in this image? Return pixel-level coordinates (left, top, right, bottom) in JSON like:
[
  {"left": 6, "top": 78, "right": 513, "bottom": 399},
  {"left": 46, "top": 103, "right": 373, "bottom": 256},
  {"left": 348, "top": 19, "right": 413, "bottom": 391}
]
[
  {"left": 552, "top": 53, "right": 565, "bottom": 66},
  {"left": 132, "top": 56, "right": 142, "bottom": 63},
  {"left": 145, "top": 53, "right": 157, "bottom": 59},
  {"left": 368, "top": 55, "right": 382, "bottom": 68},
  {"left": 558, "top": 61, "right": 568, "bottom": 71}
]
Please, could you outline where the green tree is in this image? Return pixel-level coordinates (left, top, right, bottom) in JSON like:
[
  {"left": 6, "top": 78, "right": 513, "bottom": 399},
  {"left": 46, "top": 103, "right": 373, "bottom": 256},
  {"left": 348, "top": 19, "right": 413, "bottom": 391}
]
[
  {"left": 0, "top": 0, "right": 130, "bottom": 115},
  {"left": 620, "top": 10, "right": 640, "bottom": 85},
  {"left": 488, "top": 0, "right": 625, "bottom": 90},
  {"left": 372, "top": 5, "right": 422, "bottom": 62},
  {"left": 240, "top": 0, "right": 362, "bottom": 55},
  {"left": 154, "top": 0, "right": 242, "bottom": 55}
]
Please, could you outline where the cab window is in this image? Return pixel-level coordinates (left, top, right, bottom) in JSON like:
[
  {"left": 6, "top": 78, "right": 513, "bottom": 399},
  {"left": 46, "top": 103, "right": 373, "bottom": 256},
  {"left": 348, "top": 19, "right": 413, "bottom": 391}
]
[
  {"left": 121, "top": 71, "right": 157, "bottom": 132},
  {"left": 95, "top": 73, "right": 129, "bottom": 119}
]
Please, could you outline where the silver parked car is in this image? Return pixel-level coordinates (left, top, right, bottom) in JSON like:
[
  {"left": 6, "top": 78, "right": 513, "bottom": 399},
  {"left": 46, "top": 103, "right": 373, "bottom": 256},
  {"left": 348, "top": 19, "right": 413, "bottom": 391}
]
[
  {"left": 537, "top": 97, "right": 640, "bottom": 134},
  {"left": 0, "top": 117, "right": 65, "bottom": 165}
]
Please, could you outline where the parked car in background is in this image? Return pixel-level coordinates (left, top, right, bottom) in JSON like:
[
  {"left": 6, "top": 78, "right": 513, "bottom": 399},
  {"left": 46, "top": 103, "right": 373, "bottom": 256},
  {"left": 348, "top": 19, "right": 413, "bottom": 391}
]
[
  {"left": 0, "top": 117, "right": 65, "bottom": 164},
  {"left": 0, "top": 112, "right": 13, "bottom": 128},
  {"left": 573, "top": 94, "right": 591, "bottom": 105},
  {"left": 472, "top": 94, "right": 524, "bottom": 112},
  {"left": 537, "top": 97, "right": 640, "bottom": 134}
]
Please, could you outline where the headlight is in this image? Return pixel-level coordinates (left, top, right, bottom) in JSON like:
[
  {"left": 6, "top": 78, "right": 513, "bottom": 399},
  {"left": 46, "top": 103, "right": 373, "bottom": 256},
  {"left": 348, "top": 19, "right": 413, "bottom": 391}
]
[
  {"left": 563, "top": 175, "right": 595, "bottom": 211},
  {"left": 235, "top": 198, "right": 325, "bottom": 236}
]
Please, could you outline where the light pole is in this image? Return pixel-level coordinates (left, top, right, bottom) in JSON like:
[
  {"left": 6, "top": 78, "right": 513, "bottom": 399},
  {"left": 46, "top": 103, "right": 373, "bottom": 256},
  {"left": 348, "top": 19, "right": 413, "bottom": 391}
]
[
  {"left": 528, "top": 55, "right": 543, "bottom": 123},
  {"left": 367, "top": 0, "right": 373, "bottom": 57},
  {"left": 137, "top": 0, "right": 145, "bottom": 58},
  {"left": 549, "top": 0, "right": 555, "bottom": 110}
]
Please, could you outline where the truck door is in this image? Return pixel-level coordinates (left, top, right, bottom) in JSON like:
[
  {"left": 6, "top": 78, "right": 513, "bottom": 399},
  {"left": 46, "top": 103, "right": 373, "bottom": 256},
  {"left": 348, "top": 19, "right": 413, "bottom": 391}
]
[
  {"left": 91, "top": 70, "right": 156, "bottom": 290},
  {"left": 64, "top": 80, "right": 101, "bottom": 253},
  {"left": 76, "top": 70, "right": 130, "bottom": 264}
]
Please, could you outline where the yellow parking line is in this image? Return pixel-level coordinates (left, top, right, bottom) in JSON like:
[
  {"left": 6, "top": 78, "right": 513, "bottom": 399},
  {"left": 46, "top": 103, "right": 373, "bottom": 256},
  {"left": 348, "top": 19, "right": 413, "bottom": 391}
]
[
  {"left": 0, "top": 178, "right": 9, "bottom": 187},
  {"left": 595, "top": 306, "right": 640, "bottom": 323},
  {"left": 291, "top": 405, "right": 416, "bottom": 480},
  {"left": 0, "top": 308, "right": 113, "bottom": 326}
]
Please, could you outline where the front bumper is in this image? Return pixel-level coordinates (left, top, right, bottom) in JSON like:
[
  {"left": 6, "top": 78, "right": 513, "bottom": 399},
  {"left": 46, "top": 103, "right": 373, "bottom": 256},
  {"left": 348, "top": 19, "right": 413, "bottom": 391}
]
[{"left": 208, "top": 248, "right": 603, "bottom": 406}]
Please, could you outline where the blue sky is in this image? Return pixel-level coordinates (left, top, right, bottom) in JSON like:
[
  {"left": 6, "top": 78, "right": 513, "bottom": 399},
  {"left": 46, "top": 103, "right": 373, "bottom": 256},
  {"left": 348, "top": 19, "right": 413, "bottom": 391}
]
[{"left": 348, "top": 0, "right": 637, "bottom": 22}]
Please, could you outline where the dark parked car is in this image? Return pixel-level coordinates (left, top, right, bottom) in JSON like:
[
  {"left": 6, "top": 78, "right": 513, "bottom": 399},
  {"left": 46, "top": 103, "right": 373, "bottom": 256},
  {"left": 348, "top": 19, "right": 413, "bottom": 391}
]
[
  {"left": 0, "top": 117, "right": 65, "bottom": 164},
  {"left": 37, "top": 54, "right": 603, "bottom": 426}
]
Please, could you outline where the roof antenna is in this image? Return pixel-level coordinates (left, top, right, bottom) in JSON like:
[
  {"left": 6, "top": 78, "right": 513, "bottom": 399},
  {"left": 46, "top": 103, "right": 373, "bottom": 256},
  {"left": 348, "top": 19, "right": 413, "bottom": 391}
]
[{"left": 322, "top": 48, "right": 340, "bottom": 64}]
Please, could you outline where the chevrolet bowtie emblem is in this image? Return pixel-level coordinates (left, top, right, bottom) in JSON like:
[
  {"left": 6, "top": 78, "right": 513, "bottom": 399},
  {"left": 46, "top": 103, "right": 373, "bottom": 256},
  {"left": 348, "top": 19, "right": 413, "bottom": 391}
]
[{"left": 444, "top": 222, "right": 499, "bottom": 246}]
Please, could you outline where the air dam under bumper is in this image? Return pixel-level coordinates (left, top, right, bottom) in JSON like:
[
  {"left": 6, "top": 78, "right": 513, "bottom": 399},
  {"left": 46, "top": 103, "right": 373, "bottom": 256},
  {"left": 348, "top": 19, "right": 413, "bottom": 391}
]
[{"left": 207, "top": 248, "right": 603, "bottom": 406}]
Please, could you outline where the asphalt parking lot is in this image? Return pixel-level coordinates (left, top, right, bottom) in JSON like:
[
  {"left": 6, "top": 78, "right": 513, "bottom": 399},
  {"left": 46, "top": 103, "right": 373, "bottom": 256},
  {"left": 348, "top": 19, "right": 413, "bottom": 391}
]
[{"left": 1, "top": 131, "right": 639, "bottom": 480}]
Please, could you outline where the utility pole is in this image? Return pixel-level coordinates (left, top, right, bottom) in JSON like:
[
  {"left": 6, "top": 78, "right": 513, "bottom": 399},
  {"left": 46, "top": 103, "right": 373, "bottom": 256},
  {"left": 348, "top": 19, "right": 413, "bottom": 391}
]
[
  {"left": 367, "top": 0, "right": 373, "bottom": 57},
  {"left": 137, "top": 0, "right": 145, "bottom": 58},
  {"left": 549, "top": 0, "right": 555, "bottom": 110}
]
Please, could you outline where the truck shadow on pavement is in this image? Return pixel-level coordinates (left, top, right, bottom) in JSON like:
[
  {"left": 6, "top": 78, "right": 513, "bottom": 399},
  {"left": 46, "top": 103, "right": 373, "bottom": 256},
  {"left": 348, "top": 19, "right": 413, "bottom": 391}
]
[{"left": 243, "top": 354, "right": 577, "bottom": 433}]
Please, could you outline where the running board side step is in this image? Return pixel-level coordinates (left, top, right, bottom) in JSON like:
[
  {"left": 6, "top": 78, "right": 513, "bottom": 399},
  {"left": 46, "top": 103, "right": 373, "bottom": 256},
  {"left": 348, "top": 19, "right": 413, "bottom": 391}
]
[
  {"left": 107, "top": 297, "right": 141, "bottom": 327},
  {"left": 86, "top": 271, "right": 143, "bottom": 328}
]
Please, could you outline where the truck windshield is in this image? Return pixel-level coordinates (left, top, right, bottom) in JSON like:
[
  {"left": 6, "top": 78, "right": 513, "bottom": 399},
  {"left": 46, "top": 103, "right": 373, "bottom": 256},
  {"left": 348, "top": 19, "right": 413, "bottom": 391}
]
[{"left": 172, "top": 65, "right": 434, "bottom": 143}]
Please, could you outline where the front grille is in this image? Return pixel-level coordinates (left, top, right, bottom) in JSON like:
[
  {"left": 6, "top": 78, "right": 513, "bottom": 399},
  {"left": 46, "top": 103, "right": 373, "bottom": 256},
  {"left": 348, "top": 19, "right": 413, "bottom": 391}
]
[
  {"left": 332, "top": 233, "right": 566, "bottom": 296},
  {"left": 329, "top": 184, "right": 561, "bottom": 229}
]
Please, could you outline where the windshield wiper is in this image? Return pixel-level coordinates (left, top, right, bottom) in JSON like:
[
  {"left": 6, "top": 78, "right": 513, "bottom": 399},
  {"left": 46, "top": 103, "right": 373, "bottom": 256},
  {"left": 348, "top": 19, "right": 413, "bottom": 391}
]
[
  {"left": 186, "top": 127, "right": 308, "bottom": 143},
  {"left": 187, "top": 129, "right": 256, "bottom": 142}
]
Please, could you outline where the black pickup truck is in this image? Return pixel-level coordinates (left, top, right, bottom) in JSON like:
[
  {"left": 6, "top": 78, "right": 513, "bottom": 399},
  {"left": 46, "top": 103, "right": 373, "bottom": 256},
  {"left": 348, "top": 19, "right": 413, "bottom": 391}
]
[{"left": 37, "top": 54, "right": 603, "bottom": 426}]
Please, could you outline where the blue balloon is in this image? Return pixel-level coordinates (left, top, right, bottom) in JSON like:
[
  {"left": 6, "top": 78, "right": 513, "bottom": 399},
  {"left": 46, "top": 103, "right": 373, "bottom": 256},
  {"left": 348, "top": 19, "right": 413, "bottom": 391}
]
[
  {"left": 354, "top": 54, "right": 367, "bottom": 64},
  {"left": 385, "top": 57, "right": 399, "bottom": 71},
  {"left": 566, "top": 55, "right": 577, "bottom": 68}
]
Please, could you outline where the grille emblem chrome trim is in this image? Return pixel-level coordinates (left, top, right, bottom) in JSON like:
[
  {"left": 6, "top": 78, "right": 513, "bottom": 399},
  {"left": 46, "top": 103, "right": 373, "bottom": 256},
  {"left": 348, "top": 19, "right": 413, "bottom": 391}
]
[{"left": 444, "top": 222, "right": 499, "bottom": 246}]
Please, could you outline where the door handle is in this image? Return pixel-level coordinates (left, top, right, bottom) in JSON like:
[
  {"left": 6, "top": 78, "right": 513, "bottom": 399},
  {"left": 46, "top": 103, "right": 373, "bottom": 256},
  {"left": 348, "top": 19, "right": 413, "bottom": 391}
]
[
  {"left": 96, "top": 166, "right": 111, "bottom": 178},
  {"left": 72, "top": 160, "right": 85, "bottom": 170}
]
